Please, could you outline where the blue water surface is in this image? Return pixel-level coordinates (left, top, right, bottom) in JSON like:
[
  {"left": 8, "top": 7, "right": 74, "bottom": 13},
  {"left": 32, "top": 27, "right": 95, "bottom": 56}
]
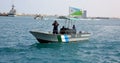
[{"left": 0, "top": 16, "right": 120, "bottom": 63}]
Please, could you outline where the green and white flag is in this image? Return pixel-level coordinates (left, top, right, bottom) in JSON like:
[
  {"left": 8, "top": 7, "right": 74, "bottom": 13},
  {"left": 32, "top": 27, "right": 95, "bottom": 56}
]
[{"left": 69, "top": 7, "right": 83, "bottom": 17}]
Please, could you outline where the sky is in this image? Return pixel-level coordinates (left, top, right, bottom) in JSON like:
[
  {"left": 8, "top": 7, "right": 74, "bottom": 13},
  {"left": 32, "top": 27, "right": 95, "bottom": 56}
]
[{"left": 0, "top": 0, "right": 120, "bottom": 18}]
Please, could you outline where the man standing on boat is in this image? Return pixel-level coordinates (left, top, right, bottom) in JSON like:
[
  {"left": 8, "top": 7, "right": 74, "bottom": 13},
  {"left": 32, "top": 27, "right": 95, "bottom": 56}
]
[
  {"left": 72, "top": 25, "right": 76, "bottom": 34},
  {"left": 52, "top": 20, "right": 59, "bottom": 34}
]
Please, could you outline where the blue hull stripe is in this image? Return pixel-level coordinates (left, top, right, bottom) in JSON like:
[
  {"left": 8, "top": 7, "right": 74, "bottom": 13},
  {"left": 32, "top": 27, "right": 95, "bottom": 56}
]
[{"left": 64, "top": 35, "right": 69, "bottom": 42}]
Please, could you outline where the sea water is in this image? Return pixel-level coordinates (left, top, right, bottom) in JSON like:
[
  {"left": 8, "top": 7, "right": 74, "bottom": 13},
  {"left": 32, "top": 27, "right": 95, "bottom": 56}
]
[{"left": 0, "top": 16, "right": 120, "bottom": 63}]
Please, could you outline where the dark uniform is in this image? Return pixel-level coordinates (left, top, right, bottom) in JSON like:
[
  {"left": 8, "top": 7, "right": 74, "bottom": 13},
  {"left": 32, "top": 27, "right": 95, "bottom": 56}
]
[{"left": 52, "top": 21, "right": 59, "bottom": 34}]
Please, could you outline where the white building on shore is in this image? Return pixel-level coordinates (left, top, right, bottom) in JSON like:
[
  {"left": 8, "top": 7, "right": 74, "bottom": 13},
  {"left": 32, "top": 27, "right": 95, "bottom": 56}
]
[{"left": 81, "top": 10, "right": 87, "bottom": 18}]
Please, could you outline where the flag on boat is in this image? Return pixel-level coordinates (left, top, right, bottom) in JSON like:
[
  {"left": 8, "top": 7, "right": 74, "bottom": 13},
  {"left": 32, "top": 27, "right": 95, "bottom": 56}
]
[{"left": 69, "top": 7, "right": 83, "bottom": 17}]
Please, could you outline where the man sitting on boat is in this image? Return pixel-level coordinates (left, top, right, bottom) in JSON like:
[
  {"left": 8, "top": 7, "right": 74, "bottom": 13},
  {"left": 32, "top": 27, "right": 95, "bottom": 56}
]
[
  {"left": 60, "top": 26, "right": 66, "bottom": 34},
  {"left": 52, "top": 20, "right": 59, "bottom": 34}
]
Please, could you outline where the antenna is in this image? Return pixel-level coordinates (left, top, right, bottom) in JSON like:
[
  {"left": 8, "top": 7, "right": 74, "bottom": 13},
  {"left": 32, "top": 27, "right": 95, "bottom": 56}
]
[
  {"left": 11, "top": 0, "right": 14, "bottom": 4},
  {"left": 11, "top": 0, "right": 15, "bottom": 7}
]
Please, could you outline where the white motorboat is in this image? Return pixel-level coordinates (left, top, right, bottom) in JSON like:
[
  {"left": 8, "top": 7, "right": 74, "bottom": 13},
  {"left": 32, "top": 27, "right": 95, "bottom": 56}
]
[{"left": 30, "top": 30, "right": 90, "bottom": 43}]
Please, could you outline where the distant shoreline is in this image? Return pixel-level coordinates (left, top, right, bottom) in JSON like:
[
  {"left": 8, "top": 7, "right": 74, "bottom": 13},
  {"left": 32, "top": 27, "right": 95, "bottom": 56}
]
[{"left": 0, "top": 13, "right": 119, "bottom": 20}]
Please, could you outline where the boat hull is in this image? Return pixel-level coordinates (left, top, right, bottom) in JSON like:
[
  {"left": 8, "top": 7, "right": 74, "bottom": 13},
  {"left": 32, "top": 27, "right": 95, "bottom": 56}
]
[{"left": 30, "top": 31, "right": 90, "bottom": 43}]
